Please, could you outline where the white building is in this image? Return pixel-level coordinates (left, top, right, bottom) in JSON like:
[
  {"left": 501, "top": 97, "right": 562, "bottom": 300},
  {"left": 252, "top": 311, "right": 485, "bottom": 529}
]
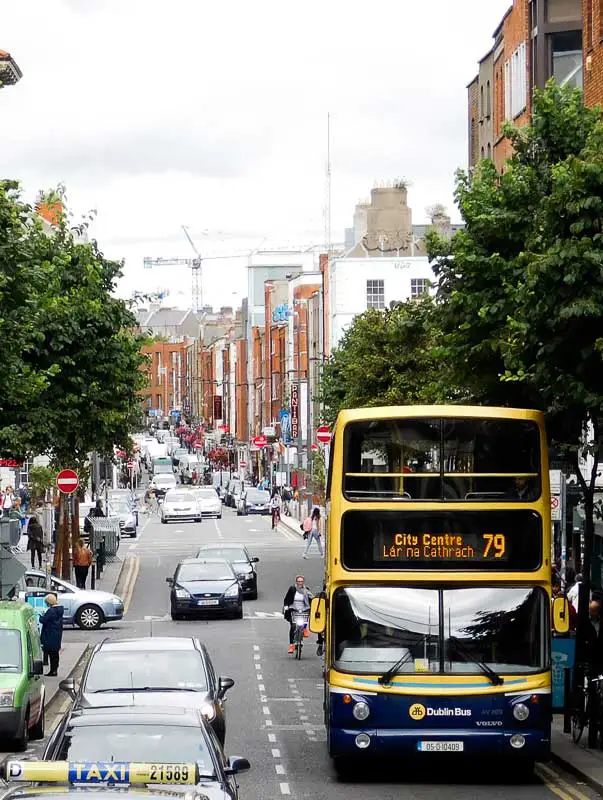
[{"left": 327, "top": 255, "right": 435, "bottom": 349}]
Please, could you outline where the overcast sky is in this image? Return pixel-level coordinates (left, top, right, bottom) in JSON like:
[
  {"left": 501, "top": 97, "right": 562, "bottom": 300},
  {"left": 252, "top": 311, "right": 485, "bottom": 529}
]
[{"left": 1, "top": 1, "right": 510, "bottom": 310}]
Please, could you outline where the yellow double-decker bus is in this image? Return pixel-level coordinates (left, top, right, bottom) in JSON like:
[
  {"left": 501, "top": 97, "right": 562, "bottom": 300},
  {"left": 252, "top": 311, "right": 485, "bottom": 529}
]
[{"left": 310, "top": 405, "right": 568, "bottom": 775}]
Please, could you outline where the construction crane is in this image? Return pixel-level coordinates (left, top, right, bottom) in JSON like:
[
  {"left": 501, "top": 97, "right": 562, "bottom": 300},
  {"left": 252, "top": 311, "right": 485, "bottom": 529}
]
[
  {"left": 142, "top": 256, "right": 201, "bottom": 312},
  {"left": 181, "top": 226, "right": 203, "bottom": 313}
]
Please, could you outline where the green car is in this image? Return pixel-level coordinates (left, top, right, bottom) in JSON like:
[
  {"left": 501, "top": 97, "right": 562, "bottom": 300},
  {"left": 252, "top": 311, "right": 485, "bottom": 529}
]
[{"left": 0, "top": 601, "right": 45, "bottom": 749}]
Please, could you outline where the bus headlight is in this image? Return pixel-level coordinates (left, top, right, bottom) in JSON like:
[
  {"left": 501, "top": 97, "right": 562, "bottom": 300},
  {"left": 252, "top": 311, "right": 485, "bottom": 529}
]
[
  {"left": 352, "top": 701, "right": 370, "bottom": 721},
  {"left": 355, "top": 733, "right": 371, "bottom": 749},
  {"left": 512, "top": 703, "right": 530, "bottom": 722},
  {"left": 510, "top": 734, "right": 526, "bottom": 749}
]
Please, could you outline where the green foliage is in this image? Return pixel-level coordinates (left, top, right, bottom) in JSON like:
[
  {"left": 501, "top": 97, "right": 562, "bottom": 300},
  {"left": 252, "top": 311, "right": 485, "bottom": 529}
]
[
  {"left": 320, "top": 295, "right": 449, "bottom": 424},
  {"left": 0, "top": 181, "right": 147, "bottom": 466},
  {"left": 27, "top": 465, "right": 56, "bottom": 500}
]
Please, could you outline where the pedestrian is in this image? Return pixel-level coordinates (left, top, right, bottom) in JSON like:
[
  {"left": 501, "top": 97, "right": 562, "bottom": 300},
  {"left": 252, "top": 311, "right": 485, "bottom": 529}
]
[
  {"left": 18, "top": 484, "right": 30, "bottom": 514},
  {"left": 192, "top": 468, "right": 198, "bottom": 486},
  {"left": 2, "top": 486, "right": 14, "bottom": 517},
  {"left": 270, "top": 489, "right": 281, "bottom": 530},
  {"left": 568, "top": 573, "right": 583, "bottom": 615},
  {"left": 40, "top": 594, "right": 64, "bottom": 676},
  {"left": 26, "top": 514, "right": 44, "bottom": 568},
  {"left": 303, "top": 507, "right": 324, "bottom": 559},
  {"left": 73, "top": 537, "right": 93, "bottom": 589}
]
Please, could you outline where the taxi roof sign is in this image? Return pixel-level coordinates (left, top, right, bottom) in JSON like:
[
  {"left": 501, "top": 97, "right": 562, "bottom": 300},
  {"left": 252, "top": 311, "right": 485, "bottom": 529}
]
[{"left": 3, "top": 761, "right": 198, "bottom": 786}]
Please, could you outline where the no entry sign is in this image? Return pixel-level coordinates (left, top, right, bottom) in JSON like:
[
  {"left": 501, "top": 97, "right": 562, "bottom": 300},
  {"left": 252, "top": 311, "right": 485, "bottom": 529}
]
[
  {"left": 56, "top": 469, "right": 79, "bottom": 494},
  {"left": 253, "top": 435, "right": 267, "bottom": 448},
  {"left": 316, "top": 425, "right": 332, "bottom": 444}
]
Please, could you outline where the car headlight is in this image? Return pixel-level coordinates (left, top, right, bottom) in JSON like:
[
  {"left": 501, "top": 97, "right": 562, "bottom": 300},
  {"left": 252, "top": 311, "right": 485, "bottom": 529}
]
[
  {"left": 352, "top": 701, "right": 370, "bottom": 721},
  {"left": 175, "top": 588, "right": 190, "bottom": 599},
  {"left": 224, "top": 583, "right": 240, "bottom": 598},
  {"left": 512, "top": 703, "right": 530, "bottom": 722},
  {"left": 200, "top": 702, "right": 216, "bottom": 721},
  {"left": 0, "top": 690, "right": 15, "bottom": 707}
]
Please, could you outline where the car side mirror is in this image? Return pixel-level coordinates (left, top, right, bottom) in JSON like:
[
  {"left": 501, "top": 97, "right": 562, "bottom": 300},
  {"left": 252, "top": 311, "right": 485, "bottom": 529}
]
[
  {"left": 31, "top": 659, "right": 44, "bottom": 677},
  {"left": 165, "top": 577, "right": 173, "bottom": 584},
  {"left": 224, "top": 756, "right": 250, "bottom": 775},
  {"left": 251, "top": 557, "right": 259, "bottom": 563},
  {"left": 218, "top": 676, "right": 235, "bottom": 698},
  {"left": 59, "top": 678, "right": 77, "bottom": 699}
]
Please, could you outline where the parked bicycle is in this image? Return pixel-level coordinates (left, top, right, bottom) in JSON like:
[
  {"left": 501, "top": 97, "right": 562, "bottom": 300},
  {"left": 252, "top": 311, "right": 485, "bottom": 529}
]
[{"left": 572, "top": 671, "right": 603, "bottom": 744}]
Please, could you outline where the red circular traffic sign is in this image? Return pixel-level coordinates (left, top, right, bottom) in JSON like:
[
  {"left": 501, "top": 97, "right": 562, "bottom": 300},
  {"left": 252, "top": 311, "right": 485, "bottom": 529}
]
[
  {"left": 127, "top": 461, "right": 134, "bottom": 470},
  {"left": 193, "top": 441, "right": 203, "bottom": 449},
  {"left": 316, "top": 425, "right": 331, "bottom": 444},
  {"left": 253, "top": 435, "right": 267, "bottom": 448},
  {"left": 551, "top": 496, "right": 559, "bottom": 509},
  {"left": 311, "top": 443, "right": 319, "bottom": 453},
  {"left": 56, "top": 469, "right": 79, "bottom": 494},
  {"left": 240, "top": 460, "right": 248, "bottom": 468}
]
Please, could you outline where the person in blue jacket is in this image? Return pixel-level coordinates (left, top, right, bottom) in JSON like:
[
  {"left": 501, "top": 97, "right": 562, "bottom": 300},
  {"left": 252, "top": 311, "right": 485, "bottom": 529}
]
[{"left": 40, "top": 594, "right": 64, "bottom": 676}]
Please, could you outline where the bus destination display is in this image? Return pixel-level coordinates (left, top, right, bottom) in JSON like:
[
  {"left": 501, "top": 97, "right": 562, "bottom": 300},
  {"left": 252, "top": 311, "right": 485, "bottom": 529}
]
[
  {"left": 341, "top": 510, "right": 542, "bottom": 571},
  {"left": 378, "top": 532, "right": 507, "bottom": 563}
]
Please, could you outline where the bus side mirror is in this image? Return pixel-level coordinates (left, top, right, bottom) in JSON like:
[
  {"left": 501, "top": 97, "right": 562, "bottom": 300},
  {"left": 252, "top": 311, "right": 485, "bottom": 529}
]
[
  {"left": 552, "top": 596, "right": 570, "bottom": 635},
  {"left": 309, "top": 596, "right": 326, "bottom": 635}
]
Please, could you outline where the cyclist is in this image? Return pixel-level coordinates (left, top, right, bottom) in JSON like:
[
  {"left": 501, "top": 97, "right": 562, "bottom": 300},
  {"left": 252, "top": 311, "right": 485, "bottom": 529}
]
[
  {"left": 270, "top": 489, "right": 281, "bottom": 530},
  {"left": 283, "top": 575, "right": 324, "bottom": 655}
]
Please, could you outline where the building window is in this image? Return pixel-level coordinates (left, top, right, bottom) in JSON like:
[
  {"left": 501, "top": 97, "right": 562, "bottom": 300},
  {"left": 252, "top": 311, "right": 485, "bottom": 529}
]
[
  {"left": 366, "top": 279, "right": 385, "bottom": 309},
  {"left": 487, "top": 143, "right": 491, "bottom": 159},
  {"left": 546, "top": 0, "right": 581, "bottom": 24},
  {"left": 480, "top": 85, "right": 484, "bottom": 120},
  {"left": 486, "top": 80, "right": 491, "bottom": 118},
  {"left": 481, "top": 146, "right": 485, "bottom": 160},
  {"left": 410, "top": 278, "right": 429, "bottom": 298},
  {"left": 512, "top": 42, "right": 527, "bottom": 117},
  {"left": 504, "top": 60, "right": 512, "bottom": 120},
  {"left": 551, "top": 30, "right": 583, "bottom": 89}
]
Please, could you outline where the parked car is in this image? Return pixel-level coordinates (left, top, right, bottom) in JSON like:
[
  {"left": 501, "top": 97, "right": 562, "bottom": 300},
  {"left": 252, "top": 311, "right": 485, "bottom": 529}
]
[
  {"left": 151, "top": 456, "right": 173, "bottom": 477},
  {"left": 42, "top": 706, "right": 249, "bottom": 797},
  {"left": 59, "top": 636, "right": 235, "bottom": 745},
  {"left": 0, "top": 601, "right": 45, "bottom": 750},
  {"left": 196, "top": 544, "right": 259, "bottom": 600},
  {"left": 237, "top": 488, "right": 270, "bottom": 516},
  {"left": 108, "top": 501, "right": 138, "bottom": 537},
  {"left": 19, "top": 570, "right": 124, "bottom": 630},
  {"left": 192, "top": 487, "right": 223, "bottom": 518},
  {"left": 160, "top": 489, "right": 202, "bottom": 524},
  {"left": 167, "top": 559, "right": 243, "bottom": 620},
  {"left": 151, "top": 473, "right": 178, "bottom": 498},
  {"left": 107, "top": 489, "right": 134, "bottom": 507}
]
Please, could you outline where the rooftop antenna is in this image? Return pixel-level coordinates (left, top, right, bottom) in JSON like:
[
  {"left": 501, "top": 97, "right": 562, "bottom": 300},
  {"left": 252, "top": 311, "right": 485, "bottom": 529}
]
[{"left": 325, "top": 112, "right": 332, "bottom": 255}]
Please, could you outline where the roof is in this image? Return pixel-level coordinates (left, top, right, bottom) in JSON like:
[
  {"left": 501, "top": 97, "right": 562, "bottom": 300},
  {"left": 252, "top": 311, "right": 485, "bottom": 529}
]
[
  {"left": 98, "top": 637, "right": 197, "bottom": 652},
  {"left": 0, "top": 600, "right": 34, "bottom": 619},
  {"left": 67, "top": 707, "right": 202, "bottom": 727},
  {"left": 178, "top": 558, "right": 230, "bottom": 565},
  {"left": 197, "top": 543, "right": 248, "bottom": 550}
]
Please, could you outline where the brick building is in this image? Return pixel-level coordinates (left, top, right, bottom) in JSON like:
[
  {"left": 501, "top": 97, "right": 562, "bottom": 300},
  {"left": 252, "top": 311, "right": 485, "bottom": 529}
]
[
  {"left": 141, "top": 340, "right": 189, "bottom": 417},
  {"left": 584, "top": 0, "right": 603, "bottom": 105},
  {"left": 469, "top": 0, "right": 584, "bottom": 171}
]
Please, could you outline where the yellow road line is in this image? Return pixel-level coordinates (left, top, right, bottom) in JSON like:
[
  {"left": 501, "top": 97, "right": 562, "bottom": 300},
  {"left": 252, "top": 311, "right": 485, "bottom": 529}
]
[
  {"left": 123, "top": 555, "right": 140, "bottom": 615},
  {"left": 536, "top": 763, "right": 592, "bottom": 800}
]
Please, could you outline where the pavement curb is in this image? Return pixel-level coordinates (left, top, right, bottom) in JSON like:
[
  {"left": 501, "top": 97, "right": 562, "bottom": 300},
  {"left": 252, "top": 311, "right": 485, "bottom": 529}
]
[
  {"left": 113, "top": 555, "right": 135, "bottom": 599},
  {"left": 279, "top": 515, "right": 304, "bottom": 538},
  {"left": 550, "top": 748, "right": 603, "bottom": 796}
]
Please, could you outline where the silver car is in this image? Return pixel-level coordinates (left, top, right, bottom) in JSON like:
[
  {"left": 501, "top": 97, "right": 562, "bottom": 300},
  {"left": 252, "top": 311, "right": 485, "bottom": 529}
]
[
  {"left": 21, "top": 569, "right": 124, "bottom": 630},
  {"left": 161, "top": 489, "right": 202, "bottom": 523},
  {"left": 108, "top": 501, "right": 138, "bottom": 537}
]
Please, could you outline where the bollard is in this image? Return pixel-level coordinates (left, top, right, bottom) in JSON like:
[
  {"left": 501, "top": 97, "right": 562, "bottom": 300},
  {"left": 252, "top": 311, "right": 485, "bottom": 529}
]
[
  {"left": 90, "top": 562, "right": 96, "bottom": 589},
  {"left": 564, "top": 668, "right": 572, "bottom": 734},
  {"left": 588, "top": 675, "right": 599, "bottom": 748}
]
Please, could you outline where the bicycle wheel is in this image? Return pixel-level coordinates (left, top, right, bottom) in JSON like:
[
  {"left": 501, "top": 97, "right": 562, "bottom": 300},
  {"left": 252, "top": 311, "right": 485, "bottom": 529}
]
[
  {"left": 295, "top": 629, "right": 303, "bottom": 660},
  {"left": 572, "top": 710, "right": 586, "bottom": 744}
]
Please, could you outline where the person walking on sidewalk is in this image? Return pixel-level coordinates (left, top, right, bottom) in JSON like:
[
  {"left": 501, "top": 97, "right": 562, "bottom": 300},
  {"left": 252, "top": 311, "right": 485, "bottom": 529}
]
[
  {"left": 26, "top": 515, "right": 44, "bottom": 568},
  {"left": 303, "top": 507, "right": 323, "bottom": 559},
  {"left": 40, "top": 594, "right": 64, "bottom": 676},
  {"left": 73, "top": 537, "right": 93, "bottom": 589}
]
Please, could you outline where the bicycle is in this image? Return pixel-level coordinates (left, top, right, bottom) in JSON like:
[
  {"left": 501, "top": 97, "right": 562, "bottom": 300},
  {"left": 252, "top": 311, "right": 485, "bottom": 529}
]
[
  {"left": 571, "top": 671, "right": 603, "bottom": 744},
  {"left": 292, "top": 611, "right": 310, "bottom": 660}
]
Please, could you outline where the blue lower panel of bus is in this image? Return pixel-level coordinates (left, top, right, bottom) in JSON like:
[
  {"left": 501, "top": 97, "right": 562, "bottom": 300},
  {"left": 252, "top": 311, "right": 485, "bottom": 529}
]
[{"left": 328, "top": 688, "right": 550, "bottom": 761}]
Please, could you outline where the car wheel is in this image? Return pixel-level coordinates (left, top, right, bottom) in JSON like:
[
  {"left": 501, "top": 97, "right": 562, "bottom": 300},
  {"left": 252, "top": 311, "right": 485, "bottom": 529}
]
[
  {"left": 161, "top": 517, "right": 167, "bottom": 524},
  {"left": 76, "top": 604, "right": 104, "bottom": 630},
  {"left": 233, "top": 604, "right": 243, "bottom": 619},
  {"left": 14, "top": 708, "right": 29, "bottom": 752},
  {"left": 218, "top": 513, "right": 222, "bottom": 519},
  {"left": 29, "top": 698, "right": 45, "bottom": 740},
  {"left": 171, "top": 612, "right": 182, "bottom": 620},
  {"left": 195, "top": 518, "right": 202, "bottom": 523},
  {"left": 248, "top": 589, "right": 258, "bottom": 601}
]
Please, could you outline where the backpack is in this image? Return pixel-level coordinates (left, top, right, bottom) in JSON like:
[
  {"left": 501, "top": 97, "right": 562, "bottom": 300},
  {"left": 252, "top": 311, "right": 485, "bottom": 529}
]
[{"left": 302, "top": 517, "right": 312, "bottom": 533}]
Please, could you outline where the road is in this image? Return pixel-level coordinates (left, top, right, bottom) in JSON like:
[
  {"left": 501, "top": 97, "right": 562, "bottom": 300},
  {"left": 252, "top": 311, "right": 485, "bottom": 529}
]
[{"left": 2, "top": 505, "right": 598, "bottom": 800}]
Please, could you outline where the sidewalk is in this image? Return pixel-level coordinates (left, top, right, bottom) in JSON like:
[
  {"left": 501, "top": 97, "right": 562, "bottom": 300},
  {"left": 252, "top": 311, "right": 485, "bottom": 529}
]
[
  {"left": 551, "top": 714, "right": 603, "bottom": 792},
  {"left": 45, "top": 641, "right": 90, "bottom": 709}
]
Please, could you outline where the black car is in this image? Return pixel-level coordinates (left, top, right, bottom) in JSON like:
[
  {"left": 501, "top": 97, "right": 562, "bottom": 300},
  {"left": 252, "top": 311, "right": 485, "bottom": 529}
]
[
  {"left": 42, "top": 706, "right": 249, "bottom": 800},
  {"left": 196, "top": 544, "right": 259, "bottom": 600},
  {"left": 167, "top": 559, "right": 243, "bottom": 620},
  {"left": 59, "top": 636, "right": 234, "bottom": 745},
  {"left": 236, "top": 488, "right": 270, "bottom": 516}
]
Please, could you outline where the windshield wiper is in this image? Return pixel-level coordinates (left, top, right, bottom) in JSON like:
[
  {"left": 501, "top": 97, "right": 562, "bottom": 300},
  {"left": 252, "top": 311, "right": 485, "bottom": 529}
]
[
  {"left": 448, "top": 636, "right": 504, "bottom": 686},
  {"left": 0, "top": 664, "right": 18, "bottom": 670},
  {"left": 91, "top": 686, "right": 199, "bottom": 693},
  {"left": 378, "top": 650, "right": 413, "bottom": 685}
]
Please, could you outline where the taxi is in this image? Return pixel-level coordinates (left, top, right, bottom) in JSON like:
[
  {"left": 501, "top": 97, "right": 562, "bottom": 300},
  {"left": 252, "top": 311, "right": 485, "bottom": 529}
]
[{"left": 0, "top": 759, "right": 248, "bottom": 800}]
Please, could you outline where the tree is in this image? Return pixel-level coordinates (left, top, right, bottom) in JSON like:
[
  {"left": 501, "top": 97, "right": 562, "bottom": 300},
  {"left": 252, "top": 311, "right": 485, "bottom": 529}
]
[
  {"left": 320, "top": 295, "right": 449, "bottom": 424},
  {"left": 429, "top": 82, "right": 603, "bottom": 660}
]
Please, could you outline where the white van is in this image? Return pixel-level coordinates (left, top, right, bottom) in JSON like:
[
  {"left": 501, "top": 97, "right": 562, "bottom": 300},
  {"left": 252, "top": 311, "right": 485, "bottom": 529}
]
[{"left": 179, "top": 454, "right": 203, "bottom": 484}]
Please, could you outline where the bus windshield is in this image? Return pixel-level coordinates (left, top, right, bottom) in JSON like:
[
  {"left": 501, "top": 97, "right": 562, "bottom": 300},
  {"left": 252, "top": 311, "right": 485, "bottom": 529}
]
[
  {"left": 343, "top": 417, "right": 540, "bottom": 502},
  {"left": 332, "top": 586, "right": 547, "bottom": 676}
]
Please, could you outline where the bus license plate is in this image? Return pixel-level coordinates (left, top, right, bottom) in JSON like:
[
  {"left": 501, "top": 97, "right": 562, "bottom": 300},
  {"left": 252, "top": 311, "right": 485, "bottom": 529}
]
[
  {"left": 197, "top": 599, "right": 219, "bottom": 606},
  {"left": 418, "top": 741, "right": 463, "bottom": 752}
]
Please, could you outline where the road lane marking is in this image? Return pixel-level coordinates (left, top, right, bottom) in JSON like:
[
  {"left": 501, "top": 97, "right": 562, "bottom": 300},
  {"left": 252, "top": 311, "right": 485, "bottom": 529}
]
[
  {"left": 279, "top": 783, "right": 290, "bottom": 795},
  {"left": 268, "top": 734, "right": 276, "bottom": 743},
  {"left": 271, "top": 749, "right": 281, "bottom": 758},
  {"left": 257, "top": 674, "right": 263, "bottom": 680},
  {"left": 254, "top": 653, "right": 261, "bottom": 660},
  {"left": 253, "top": 645, "right": 260, "bottom": 651},
  {"left": 275, "top": 765, "right": 286, "bottom": 775},
  {"left": 258, "top": 684, "right": 265, "bottom": 692},
  {"left": 265, "top": 719, "right": 273, "bottom": 727},
  {"left": 535, "top": 764, "right": 592, "bottom": 800},
  {"left": 214, "top": 519, "right": 223, "bottom": 539},
  {"left": 263, "top": 706, "right": 271, "bottom": 715}
]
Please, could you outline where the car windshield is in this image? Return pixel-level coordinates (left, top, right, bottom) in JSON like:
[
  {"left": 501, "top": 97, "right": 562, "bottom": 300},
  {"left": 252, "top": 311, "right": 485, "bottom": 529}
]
[
  {"left": 198, "top": 548, "right": 248, "bottom": 562},
  {"left": 165, "top": 494, "right": 192, "bottom": 503},
  {"left": 57, "top": 724, "right": 216, "bottom": 775},
  {"left": 332, "top": 586, "right": 547, "bottom": 675},
  {"left": 84, "top": 650, "right": 208, "bottom": 692},
  {"left": 0, "top": 630, "right": 22, "bottom": 672},
  {"left": 177, "top": 563, "right": 234, "bottom": 582},
  {"left": 246, "top": 491, "right": 269, "bottom": 502},
  {"left": 155, "top": 476, "right": 176, "bottom": 485},
  {"left": 110, "top": 503, "right": 131, "bottom": 515},
  {"left": 197, "top": 489, "right": 219, "bottom": 499},
  {"left": 153, "top": 464, "right": 173, "bottom": 474}
]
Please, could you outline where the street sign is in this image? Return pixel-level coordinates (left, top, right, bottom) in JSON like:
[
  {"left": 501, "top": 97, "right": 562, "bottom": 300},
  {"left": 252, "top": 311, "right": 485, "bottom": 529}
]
[
  {"left": 311, "top": 443, "right": 319, "bottom": 453},
  {"left": 262, "top": 426, "right": 276, "bottom": 437},
  {"left": 253, "top": 435, "right": 268, "bottom": 448},
  {"left": 56, "top": 469, "right": 79, "bottom": 494},
  {"left": 240, "top": 460, "right": 248, "bottom": 469},
  {"left": 127, "top": 461, "right": 134, "bottom": 470},
  {"left": 316, "top": 425, "right": 332, "bottom": 444},
  {"left": 193, "top": 441, "right": 203, "bottom": 449},
  {"left": 551, "top": 494, "right": 561, "bottom": 521}
]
